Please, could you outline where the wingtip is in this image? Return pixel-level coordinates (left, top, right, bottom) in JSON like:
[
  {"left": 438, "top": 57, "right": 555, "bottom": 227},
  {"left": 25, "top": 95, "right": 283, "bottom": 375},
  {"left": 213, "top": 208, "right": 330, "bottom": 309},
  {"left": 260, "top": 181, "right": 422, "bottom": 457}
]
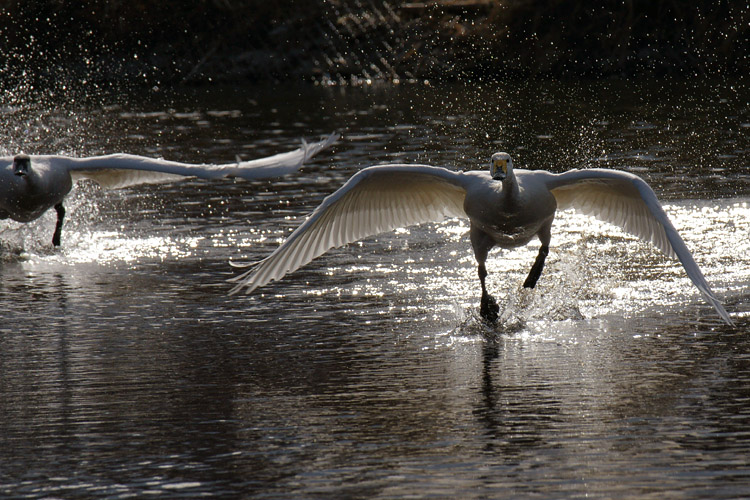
[
  {"left": 327, "top": 130, "right": 341, "bottom": 145},
  {"left": 226, "top": 274, "right": 248, "bottom": 295},
  {"left": 227, "top": 278, "right": 261, "bottom": 296},
  {"left": 226, "top": 259, "right": 265, "bottom": 296},
  {"left": 715, "top": 306, "right": 735, "bottom": 328},
  {"left": 302, "top": 131, "right": 340, "bottom": 162},
  {"left": 717, "top": 305, "right": 735, "bottom": 328},
  {"left": 696, "top": 286, "right": 735, "bottom": 327}
]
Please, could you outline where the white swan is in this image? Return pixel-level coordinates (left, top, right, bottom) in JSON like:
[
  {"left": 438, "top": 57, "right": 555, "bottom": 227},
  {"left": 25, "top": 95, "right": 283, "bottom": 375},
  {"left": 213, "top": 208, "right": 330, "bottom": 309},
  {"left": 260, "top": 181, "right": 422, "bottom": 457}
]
[
  {"left": 0, "top": 132, "right": 338, "bottom": 246},
  {"left": 229, "top": 152, "right": 734, "bottom": 326}
]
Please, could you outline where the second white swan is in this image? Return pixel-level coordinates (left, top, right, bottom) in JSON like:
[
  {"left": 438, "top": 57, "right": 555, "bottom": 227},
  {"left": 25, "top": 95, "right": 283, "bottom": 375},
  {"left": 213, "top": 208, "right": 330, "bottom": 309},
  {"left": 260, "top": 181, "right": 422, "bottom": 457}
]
[{"left": 0, "top": 133, "right": 338, "bottom": 246}]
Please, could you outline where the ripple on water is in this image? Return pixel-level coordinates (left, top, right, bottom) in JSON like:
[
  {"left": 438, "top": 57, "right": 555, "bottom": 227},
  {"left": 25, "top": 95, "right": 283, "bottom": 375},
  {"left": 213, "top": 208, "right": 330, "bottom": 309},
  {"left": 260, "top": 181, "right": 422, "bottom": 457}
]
[{"left": 1, "top": 79, "right": 749, "bottom": 499}]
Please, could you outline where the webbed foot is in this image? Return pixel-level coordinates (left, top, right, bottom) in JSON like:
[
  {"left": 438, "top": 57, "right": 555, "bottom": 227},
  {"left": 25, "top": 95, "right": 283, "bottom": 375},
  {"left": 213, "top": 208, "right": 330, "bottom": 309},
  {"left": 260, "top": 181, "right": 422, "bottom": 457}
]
[{"left": 480, "top": 293, "right": 500, "bottom": 323}]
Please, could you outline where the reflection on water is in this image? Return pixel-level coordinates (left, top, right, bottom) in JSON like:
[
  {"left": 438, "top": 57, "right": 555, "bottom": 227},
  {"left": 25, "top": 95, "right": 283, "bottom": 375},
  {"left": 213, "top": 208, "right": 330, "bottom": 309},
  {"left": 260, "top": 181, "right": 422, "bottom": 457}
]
[{"left": 1, "top": 79, "right": 749, "bottom": 498}]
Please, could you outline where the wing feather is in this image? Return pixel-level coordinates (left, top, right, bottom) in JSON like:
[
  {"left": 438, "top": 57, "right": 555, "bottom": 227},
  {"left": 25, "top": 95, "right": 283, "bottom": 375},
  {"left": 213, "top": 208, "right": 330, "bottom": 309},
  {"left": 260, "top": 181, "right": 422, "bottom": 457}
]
[
  {"left": 66, "top": 133, "right": 338, "bottom": 189},
  {"left": 229, "top": 165, "right": 469, "bottom": 294},
  {"left": 550, "top": 170, "right": 677, "bottom": 258},
  {"left": 548, "top": 168, "right": 732, "bottom": 325}
]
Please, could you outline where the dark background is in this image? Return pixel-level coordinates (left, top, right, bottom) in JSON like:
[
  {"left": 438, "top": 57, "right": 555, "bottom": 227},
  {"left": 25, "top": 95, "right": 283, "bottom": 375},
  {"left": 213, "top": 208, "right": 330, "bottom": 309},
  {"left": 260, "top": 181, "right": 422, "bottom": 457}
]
[{"left": 1, "top": 0, "right": 748, "bottom": 89}]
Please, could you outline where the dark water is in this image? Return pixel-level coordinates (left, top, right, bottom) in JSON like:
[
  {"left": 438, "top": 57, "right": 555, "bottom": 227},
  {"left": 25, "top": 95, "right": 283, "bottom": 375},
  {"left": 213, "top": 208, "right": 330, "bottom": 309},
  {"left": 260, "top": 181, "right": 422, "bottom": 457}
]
[{"left": 1, "top": 79, "right": 749, "bottom": 498}]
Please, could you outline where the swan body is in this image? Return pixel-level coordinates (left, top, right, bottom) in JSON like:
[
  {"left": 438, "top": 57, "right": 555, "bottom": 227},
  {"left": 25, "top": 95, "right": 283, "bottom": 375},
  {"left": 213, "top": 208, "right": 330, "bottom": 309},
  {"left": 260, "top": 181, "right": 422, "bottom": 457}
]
[
  {"left": 229, "top": 153, "right": 733, "bottom": 326},
  {"left": 0, "top": 132, "right": 338, "bottom": 245}
]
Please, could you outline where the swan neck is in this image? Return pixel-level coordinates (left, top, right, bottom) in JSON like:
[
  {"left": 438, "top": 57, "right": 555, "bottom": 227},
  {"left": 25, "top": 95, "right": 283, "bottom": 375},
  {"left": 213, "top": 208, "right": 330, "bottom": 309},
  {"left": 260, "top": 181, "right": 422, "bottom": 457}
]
[{"left": 502, "top": 171, "right": 518, "bottom": 197}]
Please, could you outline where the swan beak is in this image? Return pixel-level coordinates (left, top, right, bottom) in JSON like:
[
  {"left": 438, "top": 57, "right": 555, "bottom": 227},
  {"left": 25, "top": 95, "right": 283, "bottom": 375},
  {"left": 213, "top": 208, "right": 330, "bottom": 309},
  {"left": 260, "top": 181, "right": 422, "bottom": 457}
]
[
  {"left": 13, "top": 155, "right": 30, "bottom": 177},
  {"left": 13, "top": 164, "right": 28, "bottom": 177},
  {"left": 492, "top": 159, "right": 507, "bottom": 180}
]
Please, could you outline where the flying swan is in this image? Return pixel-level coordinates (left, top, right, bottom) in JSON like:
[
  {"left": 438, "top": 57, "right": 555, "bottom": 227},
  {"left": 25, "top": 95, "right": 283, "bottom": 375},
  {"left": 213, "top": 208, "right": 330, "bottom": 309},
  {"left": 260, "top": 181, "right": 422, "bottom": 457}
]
[
  {"left": 0, "top": 132, "right": 338, "bottom": 246},
  {"left": 229, "top": 152, "right": 734, "bottom": 326}
]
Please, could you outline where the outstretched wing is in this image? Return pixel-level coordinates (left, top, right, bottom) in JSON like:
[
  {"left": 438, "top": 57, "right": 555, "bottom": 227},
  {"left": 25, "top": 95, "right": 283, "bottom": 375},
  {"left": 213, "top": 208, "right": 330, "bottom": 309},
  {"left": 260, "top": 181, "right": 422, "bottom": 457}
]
[
  {"left": 548, "top": 168, "right": 733, "bottom": 325},
  {"left": 66, "top": 132, "right": 339, "bottom": 189},
  {"left": 228, "top": 165, "right": 470, "bottom": 294}
]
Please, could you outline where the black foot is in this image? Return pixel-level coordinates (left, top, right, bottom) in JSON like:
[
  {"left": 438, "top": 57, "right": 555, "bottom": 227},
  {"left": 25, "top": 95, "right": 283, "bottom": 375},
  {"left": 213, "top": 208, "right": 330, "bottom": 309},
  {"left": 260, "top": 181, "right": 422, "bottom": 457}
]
[{"left": 480, "top": 293, "right": 500, "bottom": 323}]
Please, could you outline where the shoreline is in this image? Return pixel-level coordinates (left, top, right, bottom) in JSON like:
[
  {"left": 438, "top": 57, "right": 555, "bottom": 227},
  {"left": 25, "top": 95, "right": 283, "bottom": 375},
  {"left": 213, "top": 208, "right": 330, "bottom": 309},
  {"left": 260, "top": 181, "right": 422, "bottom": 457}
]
[{"left": 2, "top": 1, "right": 747, "bottom": 89}]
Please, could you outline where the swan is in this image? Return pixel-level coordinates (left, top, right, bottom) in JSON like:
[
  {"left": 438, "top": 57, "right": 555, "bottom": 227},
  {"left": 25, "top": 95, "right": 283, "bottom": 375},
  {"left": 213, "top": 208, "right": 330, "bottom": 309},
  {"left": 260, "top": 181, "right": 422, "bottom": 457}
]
[
  {"left": 0, "top": 132, "right": 338, "bottom": 246},
  {"left": 229, "top": 152, "right": 734, "bottom": 326}
]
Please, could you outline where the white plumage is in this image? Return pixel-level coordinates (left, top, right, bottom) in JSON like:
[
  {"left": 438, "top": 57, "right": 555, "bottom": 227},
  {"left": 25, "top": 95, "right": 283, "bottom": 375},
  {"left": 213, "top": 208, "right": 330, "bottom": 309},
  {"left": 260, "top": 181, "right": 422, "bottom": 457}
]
[
  {"left": 0, "top": 132, "right": 338, "bottom": 245},
  {"left": 230, "top": 152, "right": 733, "bottom": 326}
]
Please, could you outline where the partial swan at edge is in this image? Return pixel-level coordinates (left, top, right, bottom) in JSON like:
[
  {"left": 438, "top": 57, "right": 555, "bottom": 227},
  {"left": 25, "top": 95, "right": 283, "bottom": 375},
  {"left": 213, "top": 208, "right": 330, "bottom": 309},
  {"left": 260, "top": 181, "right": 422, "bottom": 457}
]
[{"left": 0, "top": 132, "right": 338, "bottom": 246}]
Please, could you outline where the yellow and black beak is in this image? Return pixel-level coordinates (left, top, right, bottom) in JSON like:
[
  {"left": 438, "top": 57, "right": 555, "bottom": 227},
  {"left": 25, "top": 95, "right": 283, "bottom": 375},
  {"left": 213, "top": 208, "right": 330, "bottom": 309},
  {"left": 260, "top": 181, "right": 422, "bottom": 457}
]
[
  {"left": 13, "top": 154, "right": 30, "bottom": 177},
  {"left": 492, "top": 159, "right": 507, "bottom": 181}
]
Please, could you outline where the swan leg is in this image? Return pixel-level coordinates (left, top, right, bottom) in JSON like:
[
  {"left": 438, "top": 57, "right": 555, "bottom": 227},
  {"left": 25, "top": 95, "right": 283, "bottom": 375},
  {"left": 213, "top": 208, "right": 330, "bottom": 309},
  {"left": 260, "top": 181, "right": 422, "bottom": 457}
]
[
  {"left": 478, "top": 263, "right": 499, "bottom": 323},
  {"left": 471, "top": 226, "right": 499, "bottom": 322},
  {"left": 522, "top": 245, "right": 549, "bottom": 288},
  {"left": 523, "top": 221, "right": 552, "bottom": 289},
  {"left": 52, "top": 203, "right": 65, "bottom": 247}
]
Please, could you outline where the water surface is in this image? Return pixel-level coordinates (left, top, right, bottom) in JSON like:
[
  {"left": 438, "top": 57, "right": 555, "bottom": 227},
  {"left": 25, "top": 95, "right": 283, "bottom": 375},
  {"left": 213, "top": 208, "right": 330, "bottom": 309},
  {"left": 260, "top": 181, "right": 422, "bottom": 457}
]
[{"left": 1, "top": 79, "right": 749, "bottom": 498}]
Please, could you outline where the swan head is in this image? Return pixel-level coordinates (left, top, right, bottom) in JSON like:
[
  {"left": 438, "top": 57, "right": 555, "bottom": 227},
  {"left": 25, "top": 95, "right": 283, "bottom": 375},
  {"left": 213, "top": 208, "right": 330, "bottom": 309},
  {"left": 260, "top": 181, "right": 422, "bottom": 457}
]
[
  {"left": 13, "top": 154, "right": 30, "bottom": 177},
  {"left": 490, "top": 152, "right": 512, "bottom": 181}
]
